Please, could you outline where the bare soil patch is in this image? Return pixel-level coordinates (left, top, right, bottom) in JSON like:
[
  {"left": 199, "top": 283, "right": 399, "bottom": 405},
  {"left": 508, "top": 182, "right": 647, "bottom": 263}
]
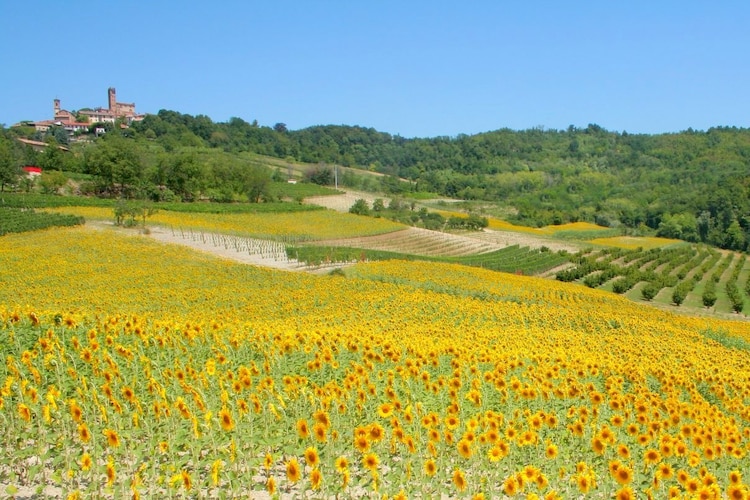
[
  {"left": 304, "top": 190, "right": 390, "bottom": 213},
  {"left": 313, "top": 227, "right": 501, "bottom": 257}
]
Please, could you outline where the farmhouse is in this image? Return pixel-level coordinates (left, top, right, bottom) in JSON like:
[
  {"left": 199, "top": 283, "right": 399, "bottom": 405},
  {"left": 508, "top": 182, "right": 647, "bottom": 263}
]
[{"left": 22, "top": 166, "right": 42, "bottom": 178}]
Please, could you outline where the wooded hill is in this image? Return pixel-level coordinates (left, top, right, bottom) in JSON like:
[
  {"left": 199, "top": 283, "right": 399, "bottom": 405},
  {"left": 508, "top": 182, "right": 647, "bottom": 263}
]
[{"left": 3, "top": 111, "right": 749, "bottom": 250}]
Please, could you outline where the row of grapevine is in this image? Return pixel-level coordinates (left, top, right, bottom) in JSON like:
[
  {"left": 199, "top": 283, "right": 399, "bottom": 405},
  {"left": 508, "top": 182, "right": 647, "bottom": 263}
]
[
  {"left": 0, "top": 207, "right": 84, "bottom": 236},
  {"left": 287, "top": 244, "right": 568, "bottom": 275},
  {"left": 725, "top": 254, "right": 746, "bottom": 313},
  {"left": 701, "top": 252, "right": 730, "bottom": 307}
]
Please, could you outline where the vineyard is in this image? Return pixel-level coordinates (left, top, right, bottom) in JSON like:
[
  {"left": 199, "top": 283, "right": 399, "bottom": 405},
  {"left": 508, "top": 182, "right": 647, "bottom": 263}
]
[
  {"left": 557, "top": 245, "right": 750, "bottom": 314},
  {"left": 1, "top": 227, "right": 750, "bottom": 499},
  {"left": 0, "top": 207, "right": 84, "bottom": 236},
  {"left": 288, "top": 243, "right": 568, "bottom": 276}
]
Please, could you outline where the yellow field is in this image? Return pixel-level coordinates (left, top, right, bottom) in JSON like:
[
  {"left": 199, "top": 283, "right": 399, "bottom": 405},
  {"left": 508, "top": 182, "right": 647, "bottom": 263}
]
[
  {"left": 434, "top": 210, "right": 609, "bottom": 236},
  {"left": 588, "top": 235, "right": 684, "bottom": 250},
  {"left": 47, "top": 206, "right": 405, "bottom": 241},
  {"left": 1, "top": 227, "right": 749, "bottom": 498}
]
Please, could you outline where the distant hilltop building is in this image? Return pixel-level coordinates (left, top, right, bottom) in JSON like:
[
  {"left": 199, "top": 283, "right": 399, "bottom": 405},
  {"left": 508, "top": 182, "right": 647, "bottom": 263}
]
[
  {"left": 76, "top": 87, "right": 140, "bottom": 124},
  {"left": 30, "top": 87, "right": 144, "bottom": 139}
]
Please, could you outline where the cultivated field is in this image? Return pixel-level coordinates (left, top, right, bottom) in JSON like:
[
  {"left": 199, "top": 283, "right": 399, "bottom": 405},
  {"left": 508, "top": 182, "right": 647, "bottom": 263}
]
[{"left": 1, "top": 220, "right": 750, "bottom": 499}]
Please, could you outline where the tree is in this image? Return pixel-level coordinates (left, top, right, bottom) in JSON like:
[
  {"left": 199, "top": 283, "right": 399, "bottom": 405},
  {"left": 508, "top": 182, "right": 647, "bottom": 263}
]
[
  {"left": 305, "top": 164, "right": 333, "bottom": 185},
  {"left": 349, "top": 199, "right": 370, "bottom": 215},
  {"left": 39, "top": 170, "right": 67, "bottom": 194},
  {"left": 672, "top": 287, "right": 686, "bottom": 306},
  {"left": 0, "top": 135, "right": 20, "bottom": 191},
  {"left": 274, "top": 123, "right": 288, "bottom": 134},
  {"left": 155, "top": 153, "right": 207, "bottom": 201},
  {"left": 49, "top": 125, "right": 69, "bottom": 145},
  {"left": 38, "top": 143, "right": 65, "bottom": 171},
  {"left": 84, "top": 136, "right": 144, "bottom": 197},
  {"left": 242, "top": 165, "right": 271, "bottom": 203},
  {"left": 641, "top": 283, "right": 658, "bottom": 301},
  {"left": 701, "top": 289, "right": 717, "bottom": 308}
]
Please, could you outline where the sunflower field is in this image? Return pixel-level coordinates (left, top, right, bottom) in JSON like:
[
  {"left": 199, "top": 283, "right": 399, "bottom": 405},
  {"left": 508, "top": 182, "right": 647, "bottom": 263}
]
[{"left": 1, "top": 226, "right": 750, "bottom": 499}]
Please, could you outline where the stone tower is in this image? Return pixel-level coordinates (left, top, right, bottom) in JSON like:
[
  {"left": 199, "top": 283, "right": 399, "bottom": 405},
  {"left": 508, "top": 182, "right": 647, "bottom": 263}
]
[
  {"left": 108, "top": 87, "right": 116, "bottom": 111},
  {"left": 53, "top": 99, "right": 60, "bottom": 115}
]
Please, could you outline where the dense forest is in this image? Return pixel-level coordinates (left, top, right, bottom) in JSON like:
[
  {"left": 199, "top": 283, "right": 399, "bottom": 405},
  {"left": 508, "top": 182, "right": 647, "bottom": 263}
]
[{"left": 1, "top": 110, "right": 749, "bottom": 250}]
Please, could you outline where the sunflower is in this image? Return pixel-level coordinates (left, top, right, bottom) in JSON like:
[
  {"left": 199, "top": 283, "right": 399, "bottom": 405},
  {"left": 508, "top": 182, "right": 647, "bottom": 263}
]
[
  {"left": 615, "top": 486, "right": 635, "bottom": 500},
  {"left": 122, "top": 386, "right": 136, "bottom": 404},
  {"left": 457, "top": 439, "right": 473, "bottom": 459},
  {"left": 335, "top": 456, "right": 349, "bottom": 473},
  {"left": 218, "top": 408, "right": 234, "bottom": 432},
  {"left": 103, "top": 429, "right": 120, "bottom": 448},
  {"left": 726, "top": 484, "right": 748, "bottom": 500},
  {"left": 304, "top": 447, "right": 320, "bottom": 468},
  {"left": 16, "top": 403, "right": 31, "bottom": 422},
  {"left": 545, "top": 442, "right": 558, "bottom": 459},
  {"left": 453, "top": 469, "right": 467, "bottom": 492},
  {"left": 310, "top": 468, "right": 322, "bottom": 490},
  {"left": 363, "top": 453, "right": 379, "bottom": 471},
  {"left": 522, "top": 465, "right": 540, "bottom": 483},
  {"left": 78, "top": 423, "right": 91, "bottom": 443},
  {"left": 643, "top": 448, "right": 661, "bottom": 465},
  {"left": 296, "top": 419, "right": 310, "bottom": 439},
  {"left": 424, "top": 459, "right": 437, "bottom": 477},
  {"left": 502, "top": 476, "right": 519, "bottom": 496},
  {"left": 591, "top": 436, "right": 606, "bottom": 455},
  {"left": 313, "top": 410, "right": 331, "bottom": 428},
  {"left": 487, "top": 445, "right": 505, "bottom": 462},
  {"left": 445, "top": 415, "right": 460, "bottom": 430},
  {"left": 181, "top": 470, "right": 192, "bottom": 491},
  {"left": 313, "top": 422, "right": 327, "bottom": 443},
  {"left": 676, "top": 469, "right": 690, "bottom": 485},
  {"left": 378, "top": 402, "right": 394, "bottom": 418},
  {"left": 657, "top": 463, "right": 673, "bottom": 480},
  {"left": 106, "top": 458, "right": 116, "bottom": 486},
  {"left": 368, "top": 423, "right": 385, "bottom": 442},
  {"left": 286, "top": 458, "right": 301, "bottom": 483},
  {"left": 667, "top": 486, "right": 682, "bottom": 498},
  {"left": 614, "top": 465, "right": 633, "bottom": 485},
  {"left": 354, "top": 434, "right": 370, "bottom": 453},
  {"left": 211, "top": 459, "right": 222, "bottom": 486},
  {"left": 576, "top": 473, "right": 593, "bottom": 493},
  {"left": 80, "top": 453, "right": 92, "bottom": 471},
  {"left": 266, "top": 476, "right": 276, "bottom": 495}
]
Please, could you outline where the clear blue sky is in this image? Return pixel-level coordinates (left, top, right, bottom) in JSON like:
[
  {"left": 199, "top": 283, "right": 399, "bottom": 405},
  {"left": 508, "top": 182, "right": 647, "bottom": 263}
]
[{"left": 1, "top": 1, "right": 748, "bottom": 138}]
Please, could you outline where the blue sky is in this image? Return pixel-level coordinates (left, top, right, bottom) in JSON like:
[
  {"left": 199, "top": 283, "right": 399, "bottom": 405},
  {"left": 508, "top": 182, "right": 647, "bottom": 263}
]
[{"left": 1, "top": 1, "right": 748, "bottom": 138}]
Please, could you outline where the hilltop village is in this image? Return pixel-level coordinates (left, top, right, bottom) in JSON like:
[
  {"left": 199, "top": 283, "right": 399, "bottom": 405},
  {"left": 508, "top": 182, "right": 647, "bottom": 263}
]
[{"left": 16, "top": 88, "right": 145, "bottom": 144}]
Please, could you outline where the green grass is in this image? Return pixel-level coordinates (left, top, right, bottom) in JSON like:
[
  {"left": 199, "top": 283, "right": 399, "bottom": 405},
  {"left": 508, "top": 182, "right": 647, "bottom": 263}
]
[
  {"left": 156, "top": 200, "right": 322, "bottom": 214},
  {"left": 268, "top": 181, "right": 342, "bottom": 199},
  {"left": 0, "top": 193, "right": 323, "bottom": 214},
  {"left": 700, "top": 328, "right": 750, "bottom": 351},
  {"left": 549, "top": 228, "right": 621, "bottom": 241}
]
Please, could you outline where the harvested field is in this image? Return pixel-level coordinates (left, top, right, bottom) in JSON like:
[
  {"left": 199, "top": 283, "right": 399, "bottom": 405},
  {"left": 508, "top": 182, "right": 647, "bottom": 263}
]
[
  {"left": 304, "top": 190, "right": 390, "bottom": 212},
  {"left": 464, "top": 228, "right": 581, "bottom": 253},
  {"left": 312, "top": 227, "right": 500, "bottom": 257}
]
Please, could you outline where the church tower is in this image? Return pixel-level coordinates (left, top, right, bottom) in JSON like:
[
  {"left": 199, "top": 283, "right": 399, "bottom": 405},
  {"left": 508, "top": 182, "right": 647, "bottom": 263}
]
[
  {"left": 108, "top": 87, "right": 116, "bottom": 112},
  {"left": 53, "top": 99, "right": 60, "bottom": 115}
]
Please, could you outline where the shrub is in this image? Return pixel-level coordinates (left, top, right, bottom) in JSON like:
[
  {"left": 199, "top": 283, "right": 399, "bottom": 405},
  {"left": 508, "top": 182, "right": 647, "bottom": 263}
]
[{"left": 349, "top": 199, "right": 370, "bottom": 216}]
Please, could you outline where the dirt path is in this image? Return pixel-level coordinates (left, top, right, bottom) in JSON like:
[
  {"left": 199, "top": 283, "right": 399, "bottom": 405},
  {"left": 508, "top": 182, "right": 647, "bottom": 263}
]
[{"left": 85, "top": 221, "right": 345, "bottom": 274}]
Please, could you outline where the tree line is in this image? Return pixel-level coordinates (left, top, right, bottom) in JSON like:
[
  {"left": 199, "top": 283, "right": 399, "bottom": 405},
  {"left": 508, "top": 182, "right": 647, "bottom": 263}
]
[{"left": 2, "top": 110, "right": 749, "bottom": 250}]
